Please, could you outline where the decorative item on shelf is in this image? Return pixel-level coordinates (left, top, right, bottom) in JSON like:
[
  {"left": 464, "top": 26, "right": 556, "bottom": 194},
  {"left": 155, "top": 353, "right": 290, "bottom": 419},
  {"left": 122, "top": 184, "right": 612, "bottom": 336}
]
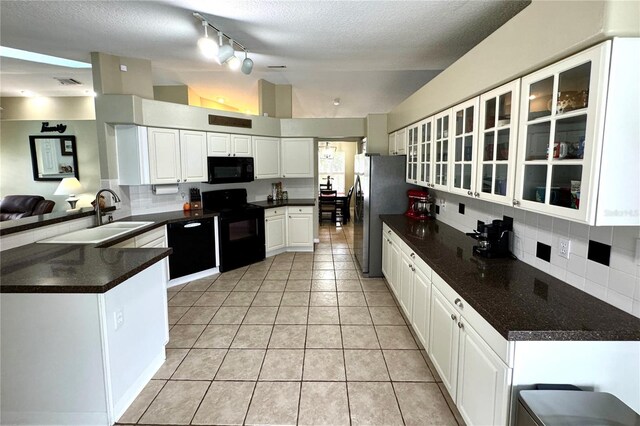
[
  {"left": 54, "top": 177, "right": 84, "bottom": 210},
  {"left": 272, "top": 182, "right": 283, "bottom": 200}
]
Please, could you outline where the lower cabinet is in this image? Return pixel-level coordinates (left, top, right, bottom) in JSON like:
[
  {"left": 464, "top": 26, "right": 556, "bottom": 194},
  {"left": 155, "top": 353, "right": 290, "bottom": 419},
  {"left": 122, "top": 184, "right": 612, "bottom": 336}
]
[
  {"left": 398, "top": 250, "right": 415, "bottom": 320},
  {"left": 265, "top": 206, "right": 313, "bottom": 255},
  {"left": 429, "top": 286, "right": 461, "bottom": 397},
  {"left": 286, "top": 206, "right": 313, "bottom": 248},
  {"left": 265, "top": 208, "right": 286, "bottom": 253},
  {"left": 109, "top": 226, "right": 167, "bottom": 249},
  {"left": 411, "top": 264, "right": 431, "bottom": 351}
]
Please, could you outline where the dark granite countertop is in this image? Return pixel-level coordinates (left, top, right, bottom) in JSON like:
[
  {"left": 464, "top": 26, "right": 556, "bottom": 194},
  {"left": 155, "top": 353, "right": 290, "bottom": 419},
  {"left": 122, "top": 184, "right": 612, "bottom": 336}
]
[
  {"left": 252, "top": 199, "right": 316, "bottom": 209},
  {"left": 380, "top": 215, "right": 640, "bottom": 341}
]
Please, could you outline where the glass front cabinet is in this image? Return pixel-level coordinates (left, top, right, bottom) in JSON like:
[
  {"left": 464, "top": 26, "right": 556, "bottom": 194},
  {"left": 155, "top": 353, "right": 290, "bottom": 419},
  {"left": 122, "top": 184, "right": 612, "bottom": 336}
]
[
  {"left": 476, "top": 80, "right": 521, "bottom": 205},
  {"left": 418, "top": 117, "right": 434, "bottom": 187},
  {"left": 406, "top": 122, "right": 420, "bottom": 184},
  {"left": 433, "top": 109, "right": 452, "bottom": 191},
  {"left": 450, "top": 98, "right": 479, "bottom": 197}
]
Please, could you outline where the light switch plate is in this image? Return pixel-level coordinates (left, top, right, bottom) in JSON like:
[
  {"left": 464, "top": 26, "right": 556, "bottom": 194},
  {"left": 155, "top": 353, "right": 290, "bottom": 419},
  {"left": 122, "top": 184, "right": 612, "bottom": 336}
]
[
  {"left": 119, "top": 64, "right": 127, "bottom": 72},
  {"left": 558, "top": 238, "right": 571, "bottom": 259}
]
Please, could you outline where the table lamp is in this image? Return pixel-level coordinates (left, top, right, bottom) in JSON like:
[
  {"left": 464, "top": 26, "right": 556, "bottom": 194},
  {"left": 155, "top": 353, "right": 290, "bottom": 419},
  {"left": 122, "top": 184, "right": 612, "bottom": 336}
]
[{"left": 54, "top": 177, "right": 84, "bottom": 210}]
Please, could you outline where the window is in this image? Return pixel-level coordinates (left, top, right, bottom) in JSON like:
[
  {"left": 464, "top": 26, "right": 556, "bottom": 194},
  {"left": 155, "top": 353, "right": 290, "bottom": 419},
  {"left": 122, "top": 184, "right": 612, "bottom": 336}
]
[{"left": 319, "top": 148, "right": 345, "bottom": 193}]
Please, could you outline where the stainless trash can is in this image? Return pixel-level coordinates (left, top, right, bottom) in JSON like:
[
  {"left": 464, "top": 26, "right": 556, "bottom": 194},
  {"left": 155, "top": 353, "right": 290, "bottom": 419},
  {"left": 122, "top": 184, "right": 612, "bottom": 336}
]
[{"left": 517, "top": 390, "right": 640, "bottom": 426}]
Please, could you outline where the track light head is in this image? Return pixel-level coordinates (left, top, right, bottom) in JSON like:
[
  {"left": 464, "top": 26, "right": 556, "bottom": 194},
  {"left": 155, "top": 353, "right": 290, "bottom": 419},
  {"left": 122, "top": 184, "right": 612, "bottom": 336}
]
[
  {"left": 218, "top": 43, "right": 235, "bottom": 64},
  {"left": 197, "top": 22, "right": 219, "bottom": 60},
  {"left": 227, "top": 55, "right": 241, "bottom": 71},
  {"left": 241, "top": 51, "right": 253, "bottom": 75}
]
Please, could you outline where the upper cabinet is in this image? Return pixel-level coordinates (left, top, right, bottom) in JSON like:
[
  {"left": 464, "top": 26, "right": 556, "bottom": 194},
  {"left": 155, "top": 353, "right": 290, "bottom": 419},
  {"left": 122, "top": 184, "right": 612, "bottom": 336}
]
[
  {"left": 476, "top": 80, "right": 521, "bottom": 205},
  {"left": 148, "top": 127, "right": 182, "bottom": 184},
  {"left": 207, "top": 133, "right": 252, "bottom": 157},
  {"left": 389, "top": 128, "right": 407, "bottom": 155},
  {"left": 406, "top": 123, "right": 420, "bottom": 184},
  {"left": 514, "top": 39, "right": 639, "bottom": 225},
  {"left": 281, "top": 138, "right": 314, "bottom": 178},
  {"left": 253, "top": 136, "right": 281, "bottom": 179},
  {"left": 417, "top": 117, "right": 434, "bottom": 188},
  {"left": 450, "top": 98, "right": 479, "bottom": 197},
  {"left": 178, "top": 130, "right": 208, "bottom": 183},
  {"left": 433, "top": 109, "right": 452, "bottom": 191}
]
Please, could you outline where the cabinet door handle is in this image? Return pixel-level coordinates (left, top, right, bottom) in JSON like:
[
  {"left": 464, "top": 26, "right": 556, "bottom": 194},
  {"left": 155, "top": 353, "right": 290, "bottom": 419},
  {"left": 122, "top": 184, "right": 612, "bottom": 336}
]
[
  {"left": 228, "top": 153, "right": 231, "bottom": 156},
  {"left": 233, "top": 153, "right": 236, "bottom": 157},
  {"left": 387, "top": 230, "right": 391, "bottom": 234},
  {"left": 474, "top": 192, "right": 480, "bottom": 197},
  {"left": 410, "top": 253, "right": 415, "bottom": 258},
  {"left": 408, "top": 264, "right": 412, "bottom": 269},
  {"left": 454, "top": 298, "right": 463, "bottom": 308},
  {"left": 467, "top": 190, "right": 473, "bottom": 195},
  {"left": 266, "top": 219, "right": 269, "bottom": 222},
  {"left": 450, "top": 313, "right": 457, "bottom": 321},
  {"left": 513, "top": 199, "right": 520, "bottom": 206},
  {"left": 458, "top": 322, "right": 464, "bottom": 329},
  {"left": 176, "top": 179, "right": 180, "bottom": 182}
]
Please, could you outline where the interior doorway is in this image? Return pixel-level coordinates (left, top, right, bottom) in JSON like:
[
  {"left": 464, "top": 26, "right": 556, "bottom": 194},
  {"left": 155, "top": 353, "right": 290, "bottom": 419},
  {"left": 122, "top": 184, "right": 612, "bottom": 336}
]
[{"left": 318, "top": 141, "right": 358, "bottom": 225}]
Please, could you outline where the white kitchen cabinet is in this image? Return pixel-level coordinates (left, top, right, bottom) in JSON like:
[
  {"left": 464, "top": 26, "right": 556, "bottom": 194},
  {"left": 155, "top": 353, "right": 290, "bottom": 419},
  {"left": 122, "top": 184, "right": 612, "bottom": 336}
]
[
  {"left": 476, "top": 79, "right": 521, "bottom": 205},
  {"left": 281, "top": 138, "right": 314, "bottom": 178},
  {"left": 389, "top": 128, "right": 406, "bottom": 155},
  {"left": 253, "top": 136, "right": 281, "bottom": 179},
  {"left": 382, "top": 226, "right": 402, "bottom": 298},
  {"left": 179, "top": 130, "right": 208, "bottom": 183},
  {"left": 433, "top": 109, "right": 452, "bottom": 191},
  {"left": 265, "top": 208, "right": 286, "bottom": 252},
  {"left": 450, "top": 97, "right": 479, "bottom": 197},
  {"left": 148, "top": 127, "right": 182, "bottom": 184},
  {"left": 417, "top": 117, "right": 434, "bottom": 188},
  {"left": 514, "top": 39, "right": 639, "bottom": 225},
  {"left": 411, "top": 261, "right": 431, "bottom": 349},
  {"left": 406, "top": 123, "right": 419, "bottom": 184},
  {"left": 429, "top": 285, "right": 460, "bottom": 398},
  {"left": 398, "top": 251, "right": 414, "bottom": 319},
  {"left": 207, "top": 133, "right": 252, "bottom": 157},
  {"left": 286, "top": 206, "right": 313, "bottom": 248},
  {"left": 381, "top": 229, "right": 391, "bottom": 279}
]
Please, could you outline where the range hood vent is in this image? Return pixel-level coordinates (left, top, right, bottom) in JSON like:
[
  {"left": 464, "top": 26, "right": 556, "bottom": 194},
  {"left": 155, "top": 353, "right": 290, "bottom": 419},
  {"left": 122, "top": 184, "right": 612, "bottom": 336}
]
[{"left": 54, "top": 77, "right": 83, "bottom": 86}]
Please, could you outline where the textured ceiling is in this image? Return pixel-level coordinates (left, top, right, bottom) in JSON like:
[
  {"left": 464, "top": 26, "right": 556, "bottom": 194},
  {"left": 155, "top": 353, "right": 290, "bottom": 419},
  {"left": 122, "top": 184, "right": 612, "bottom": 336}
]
[{"left": 0, "top": 0, "right": 529, "bottom": 118}]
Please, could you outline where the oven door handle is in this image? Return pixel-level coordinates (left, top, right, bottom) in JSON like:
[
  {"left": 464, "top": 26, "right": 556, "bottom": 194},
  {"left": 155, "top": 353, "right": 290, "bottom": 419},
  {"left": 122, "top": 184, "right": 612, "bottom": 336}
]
[{"left": 184, "top": 222, "right": 202, "bottom": 228}]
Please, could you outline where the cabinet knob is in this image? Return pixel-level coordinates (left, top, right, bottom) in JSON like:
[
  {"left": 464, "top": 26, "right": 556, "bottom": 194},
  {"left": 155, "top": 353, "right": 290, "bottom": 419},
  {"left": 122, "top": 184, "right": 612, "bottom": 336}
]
[
  {"left": 513, "top": 199, "right": 520, "bottom": 206},
  {"left": 454, "top": 298, "right": 463, "bottom": 308},
  {"left": 408, "top": 264, "right": 413, "bottom": 269},
  {"left": 410, "top": 253, "right": 415, "bottom": 258},
  {"left": 388, "top": 240, "right": 392, "bottom": 245},
  {"left": 289, "top": 216, "right": 292, "bottom": 218},
  {"left": 450, "top": 313, "right": 457, "bottom": 321},
  {"left": 265, "top": 219, "right": 269, "bottom": 222},
  {"left": 474, "top": 192, "right": 480, "bottom": 197},
  {"left": 233, "top": 154, "right": 236, "bottom": 157},
  {"left": 387, "top": 230, "right": 391, "bottom": 234},
  {"left": 283, "top": 175, "right": 286, "bottom": 177},
  {"left": 228, "top": 154, "right": 231, "bottom": 156},
  {"left": 183, "top": 179, "right": 187, "bottom": 182},
  {"left": 458, "top": 322, "right": 464, "bottom": 329},
  {"left": 176, "top": 179, "right": 180, "bottom": 182},
  {"left": 467, "top": 190, "right": 473, "bottom": 196},
  {"left": 299, "top": 209, "right": 302, "bottom": 212}
]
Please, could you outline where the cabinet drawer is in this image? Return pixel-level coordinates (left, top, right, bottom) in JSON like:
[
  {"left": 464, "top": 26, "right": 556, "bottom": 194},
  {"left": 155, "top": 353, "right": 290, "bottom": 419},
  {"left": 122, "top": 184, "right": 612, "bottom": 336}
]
[
  {"left": 265, "top": 208, "right": 285, "bottom": 218},
  {"left": 110, "top": 237, "right": 136, "bottom": 248},
  {"left": 135, "top": 226, "right": 165, "bottom": 247},
  {"left": 139, "top": 236, "right": 166, "bottom": 248},
  {"left": 432, "top": 272, "right": 511, "bottom": 366},
  {"left": 288, "top": 206, "right": 313, "bottom": 215}
]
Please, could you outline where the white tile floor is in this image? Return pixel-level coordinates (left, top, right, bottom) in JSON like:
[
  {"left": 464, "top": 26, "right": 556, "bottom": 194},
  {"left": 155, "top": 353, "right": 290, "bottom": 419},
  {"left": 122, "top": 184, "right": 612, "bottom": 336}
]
[{"left": 117, "top": 220, "right": 464, "bottom": 425}]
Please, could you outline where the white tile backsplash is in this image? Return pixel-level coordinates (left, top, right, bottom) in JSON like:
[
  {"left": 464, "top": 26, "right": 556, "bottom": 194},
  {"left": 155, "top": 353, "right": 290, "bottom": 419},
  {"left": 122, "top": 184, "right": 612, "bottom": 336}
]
[{"left": 433, "top": 191, "right": 640, "bottom": 317}]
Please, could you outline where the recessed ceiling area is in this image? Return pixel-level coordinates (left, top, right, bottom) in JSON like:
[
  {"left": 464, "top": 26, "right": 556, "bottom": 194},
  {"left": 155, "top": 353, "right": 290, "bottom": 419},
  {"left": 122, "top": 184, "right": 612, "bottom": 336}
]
[{"left": 0, "top": 0, "right": 530, "bottom": 118}]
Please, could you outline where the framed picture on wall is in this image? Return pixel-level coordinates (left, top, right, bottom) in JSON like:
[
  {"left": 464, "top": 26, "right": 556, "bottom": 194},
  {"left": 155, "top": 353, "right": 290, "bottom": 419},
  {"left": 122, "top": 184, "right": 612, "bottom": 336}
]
[{"left": 61, "top": 139, "right": 74, "bottom": 156}]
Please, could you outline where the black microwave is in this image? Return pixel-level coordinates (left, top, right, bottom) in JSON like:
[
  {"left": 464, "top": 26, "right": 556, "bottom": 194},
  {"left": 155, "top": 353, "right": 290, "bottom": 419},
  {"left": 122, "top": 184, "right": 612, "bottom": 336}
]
[{"left": 207, "top": 156, "right": 254, "bottom": 184}]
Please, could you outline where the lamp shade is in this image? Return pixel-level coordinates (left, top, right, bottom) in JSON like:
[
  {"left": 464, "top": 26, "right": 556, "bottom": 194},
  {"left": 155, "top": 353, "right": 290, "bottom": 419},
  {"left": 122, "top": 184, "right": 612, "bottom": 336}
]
[
  {"left": 227, "top": 55, "right": 241, "bottom": 70},
  {"left": 54, "top": 177, "right": 83, "bottom": 196},
  {"left": 217, "top": 44, "right": 235, "bottom": 64},
  {"left": 198, "top": 36, "right": 219, "bottom": 59},
  {"left": 241, "top": 57, "right": 254, "bottom": 75}
]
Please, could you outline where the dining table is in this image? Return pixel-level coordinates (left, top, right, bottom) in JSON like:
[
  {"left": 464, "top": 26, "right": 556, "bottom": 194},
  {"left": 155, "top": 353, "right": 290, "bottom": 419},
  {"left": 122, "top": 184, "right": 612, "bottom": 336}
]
[{"left": 319, "top": 191, "right": 349, "bottom": 222}]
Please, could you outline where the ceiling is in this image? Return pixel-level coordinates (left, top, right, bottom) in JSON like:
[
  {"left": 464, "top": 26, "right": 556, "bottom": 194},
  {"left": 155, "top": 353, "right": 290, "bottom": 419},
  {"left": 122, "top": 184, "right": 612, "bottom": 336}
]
[{"left": 0, "top": 0, "right": 529, "bottom": 118}]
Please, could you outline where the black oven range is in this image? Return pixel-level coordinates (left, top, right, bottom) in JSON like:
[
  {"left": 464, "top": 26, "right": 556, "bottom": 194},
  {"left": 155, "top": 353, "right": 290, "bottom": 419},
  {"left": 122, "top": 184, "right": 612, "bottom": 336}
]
[{"left": 202, "top": 189, "right": 266, "bottom": 272}]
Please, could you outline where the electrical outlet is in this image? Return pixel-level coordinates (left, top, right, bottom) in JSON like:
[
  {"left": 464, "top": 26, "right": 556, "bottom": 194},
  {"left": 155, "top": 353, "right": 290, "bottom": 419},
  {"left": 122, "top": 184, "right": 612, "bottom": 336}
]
[
  {"left": 114, "top": 309, "right": 124, "bottom": 330},
  {"left": 119, "top": 64, "right": 127, "bottom": 72},
  {"left": 558, "top": 238, "right": 571, "bottom": 259}
]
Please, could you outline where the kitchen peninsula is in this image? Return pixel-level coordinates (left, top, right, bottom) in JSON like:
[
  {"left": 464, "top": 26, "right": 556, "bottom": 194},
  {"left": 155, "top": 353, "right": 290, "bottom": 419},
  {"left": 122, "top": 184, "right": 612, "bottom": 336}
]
[{"left": 0, "top": 241, "right": 171, "bottom": 425}]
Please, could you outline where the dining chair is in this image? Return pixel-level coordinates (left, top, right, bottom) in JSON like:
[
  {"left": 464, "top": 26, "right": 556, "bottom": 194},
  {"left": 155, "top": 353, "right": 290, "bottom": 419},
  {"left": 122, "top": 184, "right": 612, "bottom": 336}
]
[{"left": 319, "top": 190, "right": 337, "bottom": 222}]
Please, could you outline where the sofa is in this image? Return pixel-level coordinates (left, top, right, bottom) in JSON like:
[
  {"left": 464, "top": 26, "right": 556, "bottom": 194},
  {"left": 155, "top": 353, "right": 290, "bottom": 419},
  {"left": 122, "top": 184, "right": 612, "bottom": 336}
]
[{"left": 0, "top": 195, "right": 56, "bottom": 221}]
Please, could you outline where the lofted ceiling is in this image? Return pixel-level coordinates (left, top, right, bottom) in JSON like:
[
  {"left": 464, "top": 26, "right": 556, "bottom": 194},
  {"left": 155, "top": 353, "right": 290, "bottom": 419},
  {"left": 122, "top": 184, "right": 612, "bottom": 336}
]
[{"left": 0, "top": 0, "right": 529, "bottom": 118}]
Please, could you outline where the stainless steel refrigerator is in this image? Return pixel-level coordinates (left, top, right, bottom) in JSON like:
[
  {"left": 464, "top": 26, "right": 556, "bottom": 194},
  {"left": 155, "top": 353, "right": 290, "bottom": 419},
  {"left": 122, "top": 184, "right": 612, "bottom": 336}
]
[{"left": 353, "top": 153, "right": 417, "bottom": 277}]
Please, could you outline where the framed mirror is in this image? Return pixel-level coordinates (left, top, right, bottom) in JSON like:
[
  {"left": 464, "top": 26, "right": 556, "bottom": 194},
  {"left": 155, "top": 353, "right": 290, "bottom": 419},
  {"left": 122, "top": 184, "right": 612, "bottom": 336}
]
[{"left": 29, "top": 135, "right": 79, "bottom": 181}]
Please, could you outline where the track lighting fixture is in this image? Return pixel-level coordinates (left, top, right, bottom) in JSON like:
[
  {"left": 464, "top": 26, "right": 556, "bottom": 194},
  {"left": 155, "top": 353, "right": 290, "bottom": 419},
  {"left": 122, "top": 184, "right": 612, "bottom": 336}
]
[{"left": 193, "top": 12, "right": 253, "bottom": 76}]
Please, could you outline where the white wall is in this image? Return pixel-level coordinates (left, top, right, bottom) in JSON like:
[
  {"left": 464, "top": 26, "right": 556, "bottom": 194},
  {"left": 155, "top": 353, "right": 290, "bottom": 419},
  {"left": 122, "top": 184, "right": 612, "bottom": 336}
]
[{"left": 431, "top": 191, "right": 640, "bottom": 318}]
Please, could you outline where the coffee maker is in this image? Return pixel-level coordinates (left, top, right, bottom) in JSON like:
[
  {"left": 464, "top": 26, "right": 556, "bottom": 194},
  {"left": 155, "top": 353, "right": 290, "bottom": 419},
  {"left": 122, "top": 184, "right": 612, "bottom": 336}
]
[
  {"left": 405, "top": 189, "right": 433, "bottom": 220},
  {"left": 466, "top": 217, "right": 512, "bottom": 258}
]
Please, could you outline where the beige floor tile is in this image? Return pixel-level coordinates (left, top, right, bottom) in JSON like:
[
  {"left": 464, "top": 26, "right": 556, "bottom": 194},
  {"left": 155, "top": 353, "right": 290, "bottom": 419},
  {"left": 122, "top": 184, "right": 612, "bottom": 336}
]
[
  {"left": 166, "top": 290, "right": 178, "bottom": 301},
  {"left": 314, "top": 254, "right": 333, "bottom": 262},
  {"left": 168, "top": 306, "right": 189, "bottom": 325},
  {"left": 360, "top": 279, "right": 389, "bottom": 292},
  {"left": 376, "top": 326, "right": 418, "bottom": 349},
  {"left": 337, "top": 291, "right": 366, "bottom": 306},
  {"left": 245, "top": 381, "right": 300, "bottom": 426},
  {"left": 298, "top": 382, "right": 350, "bottom": 426},
  {"left": 167, "top": 291, "right": 203, "bottom": 307},
  {"left": 243, "top": 269, "right": 268, "bottom": 280},
  {"left": 313, "top": 261, "right": 335, "bottom": 270},
  {"left": 172, "top": 348, "right": 227, "bottom": 380},
  {"left": 364, "top": 291, "right": 397, "bottom": 306},
  {"left": 285, "top": 279, "right": 312, "bottom": 292},
  {"left": 118, "top": 379, "right": 165, "bottom": 423},
  {"left": 347, "top": 382, "right": 404, "bottom": 426},
  {"left": 438, "top": 382, "right": 465, "bottom": 425},
  {"left": 280, "top": 291, "right": 310, "bottom": 306},
  {"left": 260, "top": 280, "right": 287, "bottom": 291},
  {"left": 176, "top": 306, "right": 219, "bottom": 325},
  {"left": 334, "top": 261, "right": 356, "bottom": 270},
  {"left": 210, "top": 306, "right": 248, "bottom": 324},
  {"left": 234, "top": 279, "right": 263, "bottom": 292},
  {"left": 288, "top": 269, "right": 313, "bottom": 279},
  {"left": 194, "top": 291, "right": 229, "bottom": 307},
  {"left": 210, "top": 280, "right": 239, "bottom": 291},
  {"left": 311, "top": 279, "right": 336, "bottom": 291},
  {"left": 370, "top": 306, "right": 407, "bottom": 325},
  {"left": 394, "top": 383, "right": 457, "bottom": 426},
  {"left": 291, "top": 261, "right": 313, "bottom": 271},
  {"left": 192, "top": 381, "right": 255, "bottom": 425},
  {"left": 341, "top": 325, "right": 380, "bottom": 349},
  {"left": 336, "top": 279, "right": 362, "bottom": 291},
  {"left": 306, "top": 325, "right": 342, "bottom": 348},
  {"left": 275, "top": 306, "right": 308, "bottom": 324},
  {"left": 182, "top": 277, "right": 216, "bottom": 292},
  {"left": 251, "top": 291, "right": 283, "bottom": 307},
  {"left": 303, "top": 349, "right": 345, "bottom": 381},
  {"left": 231, "top": 325, "right": 272, "bottom": 348},
  {"left": 270, "top": 262, "right": 293, "bottom": 271},
  {"left": 332, "top": 254, "right": 353, "bottom": 262},
  {"left": 331, "top": 248, "right": 351, "bottom": 254},
  {"left": 335, "top": 270, "right": 360, "bottom": 279},
  {"left": 166, "top": 324, "right": 206, "bottom": 348},
  {"left": 242, "top": 306, "right": 278, "bottom": 324},
  {"left": 423, "top": 350, "right": 444, "bottom": 383},
  {"left": 139, "top": 380, "right": 209, "bottom": 425},
  {"left": 269, "top": 325, "right": 307, "bottom": 348},
  {"left": 266, "top": 270, "right": 290, "bottom": 280},
  {"left": 259, "top": 349, "right": 304, "bottom": 381},
  {"left": 308, "top": 306, "right": 340, "bottom": 324},
  {"left": 193, "top": 324, "right": 239, "bottom": 348},
  {"left": 339, "top": 306, "right": 372, "bottom": 325},
  {"left": 310, "top": 291, "right": 338, "bottom": 306},
  {"left": 153, "top": 349, "right": 188, "bottom": 379},
  {"left": 312, "top": 270, "right": 336, "bottom": 280},
  {"left": 295, "top": 252, "right": 314, "bottom": 260},
  {"left": 383, "top": 350, "right": 434, "bottom": 381},
  {"left": 222, "top": 291, "right": 257, "bottom": 306},
  {"left": 344, "top": 349, "right": 390, "bottom": 381},
  {"left": 215, "top": 349, "right": 265, "bottom": 380}
]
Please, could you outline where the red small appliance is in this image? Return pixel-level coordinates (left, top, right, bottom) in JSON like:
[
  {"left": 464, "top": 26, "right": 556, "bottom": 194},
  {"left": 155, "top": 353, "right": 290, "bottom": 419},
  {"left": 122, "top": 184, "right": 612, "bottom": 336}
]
[{"left": 405, "top": 189, "right": 433, "bottom": 220}]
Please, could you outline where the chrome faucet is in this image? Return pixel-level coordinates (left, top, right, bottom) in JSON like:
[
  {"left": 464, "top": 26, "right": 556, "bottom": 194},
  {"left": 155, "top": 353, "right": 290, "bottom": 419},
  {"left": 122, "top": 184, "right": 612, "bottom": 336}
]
[{"left": 95, "top": 189, "right": 121, "bottom": 226}]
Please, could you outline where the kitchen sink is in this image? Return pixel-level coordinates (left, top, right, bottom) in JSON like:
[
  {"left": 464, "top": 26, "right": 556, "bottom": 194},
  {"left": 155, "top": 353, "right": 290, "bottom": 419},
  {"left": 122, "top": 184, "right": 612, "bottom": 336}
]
[{"left": 37, "top": 221, "right": 153, "bottom": 244}]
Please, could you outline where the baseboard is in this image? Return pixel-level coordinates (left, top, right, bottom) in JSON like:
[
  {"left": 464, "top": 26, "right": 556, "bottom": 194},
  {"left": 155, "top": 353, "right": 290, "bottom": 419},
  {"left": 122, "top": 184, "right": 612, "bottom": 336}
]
[
  {"left": 0, "top": 410, "right": 108, "bottom": 425},
  {"left": 167, "top": 267, "right": 219, "bottom": 287}
]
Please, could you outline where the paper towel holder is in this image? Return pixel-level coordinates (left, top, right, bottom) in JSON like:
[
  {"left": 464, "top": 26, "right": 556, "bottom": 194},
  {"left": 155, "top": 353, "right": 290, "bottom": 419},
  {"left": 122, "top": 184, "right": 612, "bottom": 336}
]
[{"left": 152, "top": 184, "right": 179, "bottom": 195}]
